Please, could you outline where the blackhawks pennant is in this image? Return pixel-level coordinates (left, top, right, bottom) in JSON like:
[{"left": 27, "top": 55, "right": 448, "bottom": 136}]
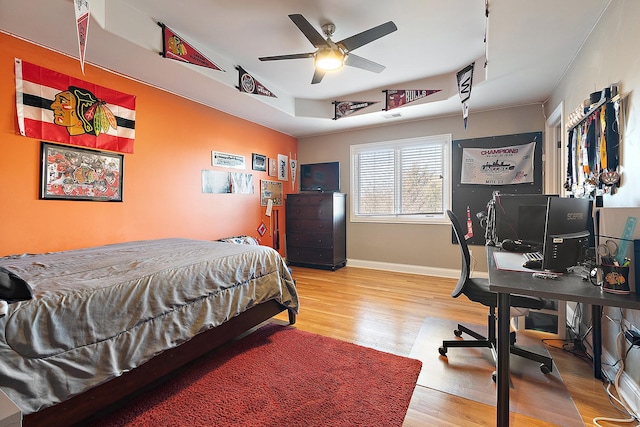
[
  {"left": 384, "top": 90, "right": 441, "bottom": 111},
  {"left": 236, "top": 66, "right": 276, "bottom": 97},
  {"left": 333, "top": 101, "right": 379, "bottom": 120},
  {"left": 15, "top": 59, "right": 136, "bottom": 154},
  {"left": 74, "top": 0, "right": 90, "bottom": 74},
  {"left": 159, "top": 23, "right": 224, "bottom": 71}
]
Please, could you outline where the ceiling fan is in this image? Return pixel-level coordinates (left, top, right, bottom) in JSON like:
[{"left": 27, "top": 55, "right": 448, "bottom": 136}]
[{"left": 259, "top": 14, "right": 398, "bottom": 84}]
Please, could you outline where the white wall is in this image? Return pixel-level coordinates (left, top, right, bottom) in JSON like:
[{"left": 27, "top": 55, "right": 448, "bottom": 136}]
[
  {"left": 547, "top": 0, "right": 640, "bottom": 412},
  {"left": 298, "top": 104, "right": 545, "bottom": 275}
]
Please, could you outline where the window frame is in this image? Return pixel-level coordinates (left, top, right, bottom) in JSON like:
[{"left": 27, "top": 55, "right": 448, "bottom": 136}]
[{"left": 349, "top": 134, "right": 452, "bottom": 224}]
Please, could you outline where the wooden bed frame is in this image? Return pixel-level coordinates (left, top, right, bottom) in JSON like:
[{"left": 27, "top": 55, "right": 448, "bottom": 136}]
[{"left": 23, "top": 300, "right": 296, "bottom": 427}]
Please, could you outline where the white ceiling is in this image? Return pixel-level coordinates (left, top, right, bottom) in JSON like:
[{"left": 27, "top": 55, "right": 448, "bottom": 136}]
[{"left": 0, "top": 0, "right": 611, "bottom": 138}]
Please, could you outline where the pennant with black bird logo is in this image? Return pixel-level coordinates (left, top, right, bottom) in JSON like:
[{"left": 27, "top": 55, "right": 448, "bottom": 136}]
[{"left": 159, "top": 23, "right": 224, "bottom": 71}]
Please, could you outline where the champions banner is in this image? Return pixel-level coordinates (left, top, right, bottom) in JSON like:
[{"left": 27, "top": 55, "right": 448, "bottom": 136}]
[
  {"left": 333, "top": 101, "right": 379, "bottom": 120},
  {"left": 460, "top": 141, "right": 535, "bottom": 185},
  {"left": 159, "top": 23, "right": 224, "bottom": 71},
  {"left": 236, "top": 66, "right": 276, "bottom": 97},
  {"left": 15, "top": 59, "right": 136, "bottom": 154},
  {"left": 384, "top": 89, "right": 441, "bottom": 111}
]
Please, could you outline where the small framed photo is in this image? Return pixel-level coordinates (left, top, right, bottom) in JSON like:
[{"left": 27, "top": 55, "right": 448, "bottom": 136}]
[
  {"left": 268, "top": 158, "right": 277, "bottom": 177},
  {"left": 252, "top": 153, "right": 267, "bottom": 171},
  {"left": 40, "top": 142, "right": 124, "bottom": 201}
]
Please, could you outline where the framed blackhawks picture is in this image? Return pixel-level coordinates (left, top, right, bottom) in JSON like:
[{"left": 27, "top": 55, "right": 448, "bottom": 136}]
[{"left": 40, "top": 142, "right": 124, "bottom": 201}]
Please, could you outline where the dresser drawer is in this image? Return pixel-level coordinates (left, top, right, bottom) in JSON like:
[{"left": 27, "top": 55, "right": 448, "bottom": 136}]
[
  {"left": 286, "top": 194, "right": 335, "bottom": 207},
  {"left": 287, "top": 247, "right": 336, "bottom": 264},
  {"left": 287, "top": 218, "right": 334, "bottom": 232},
  {"left": 287, "top": 232, "right": 334, "bottom": 249},
  {"left": 286, "top": 205, "right": 333, "bottom": 220}
]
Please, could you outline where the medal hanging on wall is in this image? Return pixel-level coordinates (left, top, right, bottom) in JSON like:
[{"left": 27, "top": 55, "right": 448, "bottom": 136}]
[{"left": 599, "top": 100, "right": 621, "bottom": 188}]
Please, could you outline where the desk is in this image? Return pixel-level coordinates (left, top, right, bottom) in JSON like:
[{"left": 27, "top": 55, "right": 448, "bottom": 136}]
[{"left": 487, "top": 246, "right": 640, "bottom": 427}]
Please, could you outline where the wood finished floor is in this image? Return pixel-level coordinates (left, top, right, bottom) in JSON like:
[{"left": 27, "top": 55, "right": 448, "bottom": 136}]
[{"left": 273, "top": 266, "right": 624, "bottom": 427}]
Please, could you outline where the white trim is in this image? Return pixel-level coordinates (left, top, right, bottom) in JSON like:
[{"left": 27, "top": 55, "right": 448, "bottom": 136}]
[
  {"left": 349, "top": 134, "right": 452, "bottom": 225},
  {"left": 544, "top": 101, "right": 564, "bottom": 195},
  {"left": 601, "top": 345, "right": 640, "bottom": 417},
  {"left": 345, "top": 258, "right": 489, "bottom": 279}
]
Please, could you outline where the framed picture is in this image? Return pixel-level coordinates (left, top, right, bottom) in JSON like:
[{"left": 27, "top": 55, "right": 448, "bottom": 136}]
[
  {"left": 40, "top": 142, "right": 124, "bottom": 201},
  {"left": 252, "top": 153, "right": 267, "bottom": 171},
  {"left": 268, "top": 158, "right": 277, "bottom": 177},
  {"left": 260, "top": 179, "right": 283, "bottom": 206},
  {"left": 277, "top": 154, "right": 288, "bottom": 181},
  {"left": 212, "top": 151, "right": 245, "bottom": 169}
]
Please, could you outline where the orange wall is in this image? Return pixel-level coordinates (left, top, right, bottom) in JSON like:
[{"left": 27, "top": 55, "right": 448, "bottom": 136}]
[{"left": 0, "top": 33, "right": 297, "bottom": 256}]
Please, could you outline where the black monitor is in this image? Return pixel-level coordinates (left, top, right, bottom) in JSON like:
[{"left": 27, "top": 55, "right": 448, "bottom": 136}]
[
  {"left": 542, "top": 197, "right": 592, "bottom": 272},
  {"left": 493, "top": 193, "right": 555, "bottom": 247}
]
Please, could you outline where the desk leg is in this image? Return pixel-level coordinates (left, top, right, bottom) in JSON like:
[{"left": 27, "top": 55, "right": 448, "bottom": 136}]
[
  {"left": 497, "top": 292, "right": 511, "bottom": 427},
  {"left": 592, "top": 305, "right": 603, "bottom": 379}
]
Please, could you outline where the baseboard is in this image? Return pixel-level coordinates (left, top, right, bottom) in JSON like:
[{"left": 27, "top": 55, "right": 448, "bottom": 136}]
[
  {"left": 601, "top": 346, "right": 640, "bottom": 416},
  {"left": 345, "top": 258, "right": 489, "bottom": 279}
]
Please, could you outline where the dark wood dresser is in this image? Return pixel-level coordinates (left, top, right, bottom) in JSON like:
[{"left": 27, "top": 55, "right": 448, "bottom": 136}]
[{"left": 285, "top": 192, "right": 346, "bottom": 270}]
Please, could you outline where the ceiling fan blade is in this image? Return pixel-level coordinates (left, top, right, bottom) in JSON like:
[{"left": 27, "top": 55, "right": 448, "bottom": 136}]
[
  {"left": 259, "top": 52, "right": 315, "bottom": 61},
  {"left": 311, "top": 69, "right": 326, "bottom": 84},
  {"left": 338, "top": 21, "right": 397, "bottom": 52},
  {"left": 344, "top": 53, "right": 385, "bottom": 73},
  {"left": 288, "top": 14, "right": 330, "bottom": 48}
]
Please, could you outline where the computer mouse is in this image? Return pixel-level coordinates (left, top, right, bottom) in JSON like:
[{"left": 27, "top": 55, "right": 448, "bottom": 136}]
[{"left": 523, "top": 259, "right": 542, "bottom": 269}]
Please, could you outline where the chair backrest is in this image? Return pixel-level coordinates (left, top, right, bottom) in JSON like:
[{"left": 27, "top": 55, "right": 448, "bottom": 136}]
[{"left": 446, "top": 210, "right": 471, "bottom": 298}]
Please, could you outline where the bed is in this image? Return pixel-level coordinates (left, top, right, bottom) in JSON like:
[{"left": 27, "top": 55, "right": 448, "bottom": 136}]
[{"left": 0, "top": 238, "right": 299, "bottom": 426}]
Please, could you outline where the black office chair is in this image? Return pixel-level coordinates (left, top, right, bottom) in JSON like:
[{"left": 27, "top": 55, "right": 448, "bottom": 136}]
[{"left": 438, "top": 210, "right": 553, "bottom": 377}]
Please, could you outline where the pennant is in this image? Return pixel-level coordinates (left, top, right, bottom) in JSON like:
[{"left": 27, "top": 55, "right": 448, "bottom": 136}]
[
  {"left": 159, "top": 23, "right": 224, "bottom": 71},
  {"left": 456, "top": 63, "right": 475, "bottom": 129},
  {"left": 15, "top": 59, "right": 136, "bottom": 154},
  {"left": 333, "top": 101, "right": 379, "bottom": 120},
  {"left": 290, "top": 157, "right": 297, "bottom": 191},
  {"left": 383, "top": 90, "right": 441, "bottom": 111},
  {"left": 74, "top": 0, "right": 90, "bottom": 74},
  {"left": 236, "top": 66, "right": 277, "bottom": 98}
]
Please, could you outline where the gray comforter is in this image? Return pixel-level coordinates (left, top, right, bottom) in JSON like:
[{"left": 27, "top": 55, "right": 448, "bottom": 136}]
[{"left": 0, "top": 238, "right": 299, "bottom": 414}]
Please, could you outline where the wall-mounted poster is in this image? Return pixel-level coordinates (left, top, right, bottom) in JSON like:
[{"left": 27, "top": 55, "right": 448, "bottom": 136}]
[
  {"left": 277, "top": 154, "right": 288, "bottom": 181},
  {"left": 40, "top": 142, "right": 123, "bottom": 201},
  {"left": 261, "top": 180, "right": 283, "bottom": 206},
  {"left": 212, "top": 151, "right": 245, "bottom": 169},
  {"left": 202, "top": 170, "right": 254, "bottom": 194}
]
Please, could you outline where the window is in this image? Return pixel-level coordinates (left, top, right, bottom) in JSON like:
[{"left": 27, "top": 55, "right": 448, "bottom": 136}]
[{"left": 350, "top": 134, "right": 451, "bottom": 223}]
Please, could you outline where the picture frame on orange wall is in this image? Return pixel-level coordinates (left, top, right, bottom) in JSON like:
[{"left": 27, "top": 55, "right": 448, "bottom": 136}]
[
  {"left": 268, "top": 158, "right": 277, "bottom": 177},
  {"left": 252, "top": 153, "right": 267, "bottom": 171},
  {"left": 40, "top": 142, "right": 124, "bottom": 202}
]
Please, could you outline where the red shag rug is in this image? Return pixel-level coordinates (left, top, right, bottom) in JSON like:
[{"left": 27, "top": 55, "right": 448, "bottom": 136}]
[{"left": 89, "top": 323, "right": 422, "bottom": 427}]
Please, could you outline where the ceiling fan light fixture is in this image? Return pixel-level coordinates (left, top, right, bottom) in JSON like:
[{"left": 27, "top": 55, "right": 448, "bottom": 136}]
[{"left": 315, "top": 48, "right": 344, "bottom": 71}]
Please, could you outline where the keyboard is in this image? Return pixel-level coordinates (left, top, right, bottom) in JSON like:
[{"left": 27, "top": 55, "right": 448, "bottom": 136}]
[{"left": 523, "top": 252, "right": 543, "bottom": 262}]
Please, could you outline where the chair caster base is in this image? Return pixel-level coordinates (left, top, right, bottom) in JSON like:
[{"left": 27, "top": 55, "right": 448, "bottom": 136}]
[{"left": 438, "top": 346, "right": 447, "bottom": 356}]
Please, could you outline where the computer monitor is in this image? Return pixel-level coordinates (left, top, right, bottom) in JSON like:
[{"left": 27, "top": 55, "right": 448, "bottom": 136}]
[
  {"left": 493, "top": 193, "right": 556, "bottom": 247},
  {"left": 542, "top": 197, "right": 592, "bottom": 272}
]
